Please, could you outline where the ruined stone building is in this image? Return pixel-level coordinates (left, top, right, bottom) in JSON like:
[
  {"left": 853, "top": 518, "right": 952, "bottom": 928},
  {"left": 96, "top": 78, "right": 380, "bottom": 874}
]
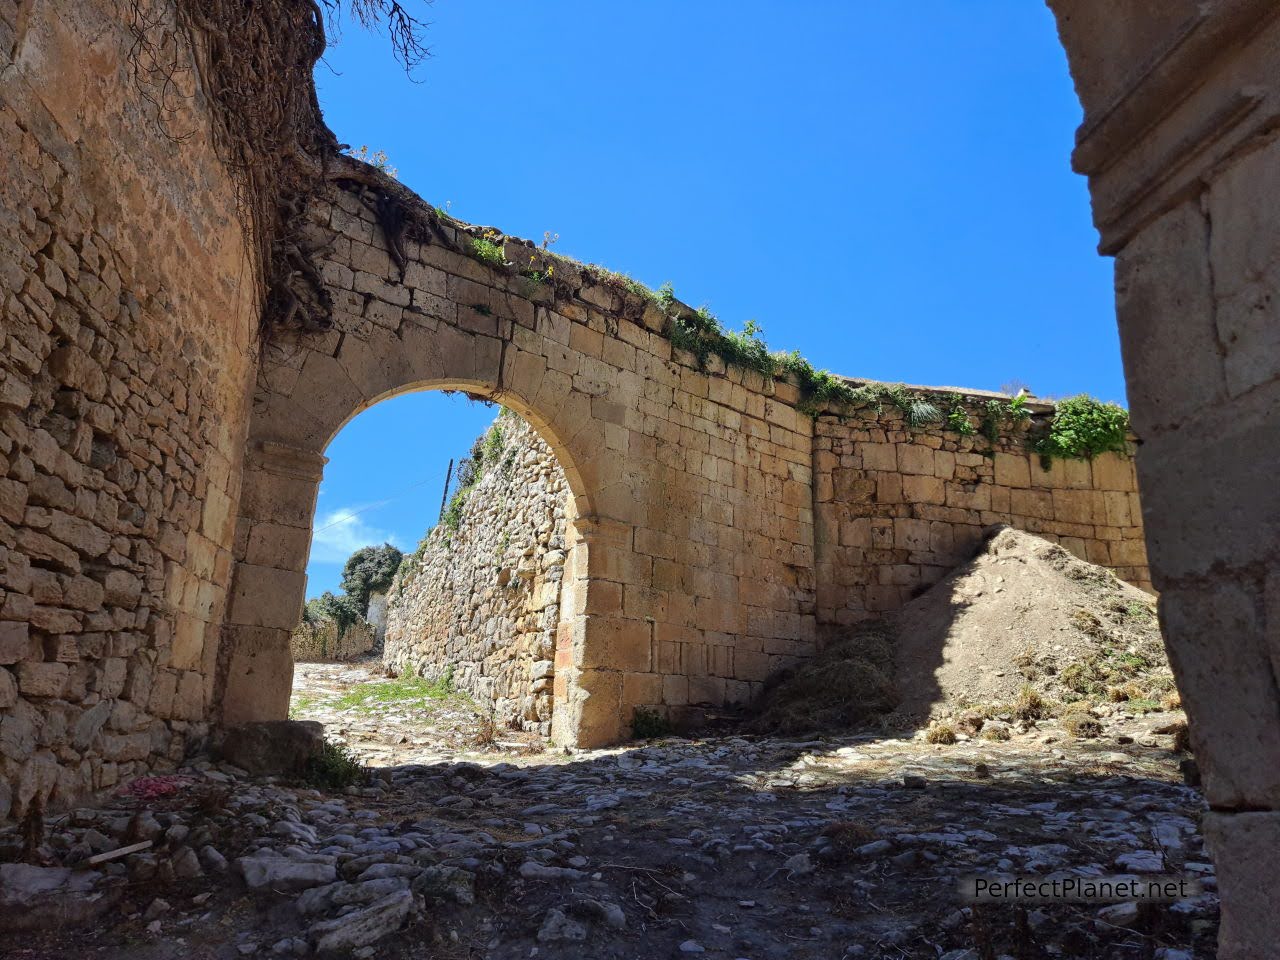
[{"left": 1, "top": 1, "right": 1277, "bottom": 955}]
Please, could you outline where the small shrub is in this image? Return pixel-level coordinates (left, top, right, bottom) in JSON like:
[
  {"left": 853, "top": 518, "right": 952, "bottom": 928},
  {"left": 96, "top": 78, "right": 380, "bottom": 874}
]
[
  {"left": 1013, "top": 644, "right": 1038, "bottom": 679},
  {"left": 632, "top": 707, "right": 673, "bottom": 740},
  {"left": 304, "top": 591, "right": 363, "bottom": 634},
  {"left": 1161, "top": 689, "right": 1183, "bottom": 711},
  {"left": 1012, "top": 684, "right": 1050, "bottom": 722},
  {"left": 1061, "top": 660, "right": 1107, "bottom": 698},
  {"left": 945, "top": 401, "right": 976, "bottom": 436},
  {"left": 955, "top": 709, "right": 986, "bottom": 737},
  {"left": 470, "top": 702, "right": 501, "bottom": 749},
  {"left": 305, "top": 740, "right": 365, "bottom": 789},
  {"left": 344, "top": 145, "right": 397, "bottom": 178},
  {"left": 1035, "top": 395, "right": 1129, "bottom": 463},
  {"left": 1071, "top": 609, "right": 1106, "bottom": 638},
  {"left": 1007, "top": 393, "right": 1032, "bottom": 423},
  {"left": 926, "top": 722, "right": 957, "bottom": 745},
  {"left": 820, "top": 821, "right": 878, "bottom": 855}
]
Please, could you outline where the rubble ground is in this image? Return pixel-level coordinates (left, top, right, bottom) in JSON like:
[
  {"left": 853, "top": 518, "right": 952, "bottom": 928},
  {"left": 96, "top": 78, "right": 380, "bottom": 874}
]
[{"left": 4, "top": 663, "right": 1216, "bottom": 960}]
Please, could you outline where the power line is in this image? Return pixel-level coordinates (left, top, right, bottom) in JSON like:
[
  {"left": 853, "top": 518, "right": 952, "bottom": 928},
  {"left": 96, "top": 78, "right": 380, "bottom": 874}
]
[{"left": 312, "top": 474, "right": 440, "bottom": 534}]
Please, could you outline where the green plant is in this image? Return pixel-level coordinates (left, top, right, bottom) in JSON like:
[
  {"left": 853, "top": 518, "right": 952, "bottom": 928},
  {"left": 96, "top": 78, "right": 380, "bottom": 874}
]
[
  {"left": 945, "top": 400, "right": 976, "bottom": 436},
  {"left": 1034, "top": 395, "right": 1129, "bottom": 464},
  {"left": 1012, "top": 684, "right": 1050, "bottom": 721},
  {"left": 481, "top": 421, "right": 505, "bottom": 462},
  {"left": 632, "top": 707, "right": 673, "bottom": 740},
  {"left": 1061, "top": 707, "right": 1102, "bottom": 739},
  {"left": 441, "top": 486, "right": 470, "bottom": 532},
  {"left": 305, "top": 739, "right": 366, "bottom": 789},
  {"left": 1007, "top": 393, "right": 1032, "bottom": 422},
  {"left": 344, "top": 145, "right": 397, "bottom": 178},
  {"left": 333, "top": 671, "right": 458, "bottom": 713},
  {"left": 470, "top": 234, "right": 506, "bottom": 266},
  {"left": 303, "top": 591, "right": 362, "bottom": 633}
]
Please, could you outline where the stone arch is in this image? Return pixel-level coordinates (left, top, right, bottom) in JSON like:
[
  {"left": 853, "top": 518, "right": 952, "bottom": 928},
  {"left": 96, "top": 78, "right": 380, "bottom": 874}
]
[
  {"left": 223, "top": 372, "right": 596, "bottom": 744},
  {"left": 216, "top": 180, "right": 655, "bottom": 748}
]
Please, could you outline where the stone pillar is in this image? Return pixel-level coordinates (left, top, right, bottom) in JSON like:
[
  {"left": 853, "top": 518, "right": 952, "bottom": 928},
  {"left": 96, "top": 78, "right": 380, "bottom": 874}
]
[
  {"left": 218, "top": 442, "right": 327, "bottom": 726},
  {"left": 1047, "top": 4, "right": 1280, "bottom": 956},
  {"left": 551, "top": 515, "right": 642, "bottom": 748}
]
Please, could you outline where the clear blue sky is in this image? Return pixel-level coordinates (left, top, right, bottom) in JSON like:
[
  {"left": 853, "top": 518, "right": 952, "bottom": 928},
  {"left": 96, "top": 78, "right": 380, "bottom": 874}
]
[{"left": 304, "top": 1, "right": 1121, "bottom": 599}]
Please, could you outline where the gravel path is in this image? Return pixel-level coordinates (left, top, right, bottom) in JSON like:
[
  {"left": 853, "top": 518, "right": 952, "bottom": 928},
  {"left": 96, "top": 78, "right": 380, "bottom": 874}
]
[{"left": 4, "top": 662, "right": 1216, "bottom": 960}]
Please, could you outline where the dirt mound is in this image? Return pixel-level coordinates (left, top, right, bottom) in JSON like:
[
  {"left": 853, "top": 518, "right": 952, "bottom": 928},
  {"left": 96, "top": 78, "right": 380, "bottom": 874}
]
[
  {"left": 754, "top": 525, "right": 1172, "bottom": 735},
  {"left": 892, "top": 525, "right": 1169, "bottom": 720}
]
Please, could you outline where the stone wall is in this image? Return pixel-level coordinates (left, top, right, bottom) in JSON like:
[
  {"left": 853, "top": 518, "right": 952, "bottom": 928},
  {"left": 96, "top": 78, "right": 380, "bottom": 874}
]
[
  {"left": 237, "top": 178, "right": 1148, "bottom": 743},
  {"left": 814, "top": 390, "right": 1150, "bottom": 637},
  {"left": 1047, "top": 5, "right": 1280, "bottom": 953},
  {"left": 237, "top": 175, "right": 821, "bottom": 746},
  {"left": 376, "top": 392, "right": 1149, "bottom": 734},
  {"left": 383, "top": 413, "right": 571, "bottom": 734},
  {"left": 0, "top": 2, "right": 258, "bottom": 817},
  {"left": 289, "top": 618, "right": 377, "bottom": 663}
]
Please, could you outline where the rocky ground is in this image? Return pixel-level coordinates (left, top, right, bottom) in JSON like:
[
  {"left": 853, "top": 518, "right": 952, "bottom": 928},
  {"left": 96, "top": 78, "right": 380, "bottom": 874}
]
[{"left": 2, "top": 660, "right": 1215, "bottom": 960}]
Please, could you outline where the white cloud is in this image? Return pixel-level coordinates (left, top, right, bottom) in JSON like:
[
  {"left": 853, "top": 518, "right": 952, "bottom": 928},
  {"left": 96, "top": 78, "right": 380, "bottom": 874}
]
[{"left": 308, "top": 504, "right": 402, "bottom": 565}]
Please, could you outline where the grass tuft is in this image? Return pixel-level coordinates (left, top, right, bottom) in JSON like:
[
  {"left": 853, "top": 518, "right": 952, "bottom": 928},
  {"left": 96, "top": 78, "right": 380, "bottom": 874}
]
[{"left": 305, "top": 739, "right": 366, "bottom": 789}]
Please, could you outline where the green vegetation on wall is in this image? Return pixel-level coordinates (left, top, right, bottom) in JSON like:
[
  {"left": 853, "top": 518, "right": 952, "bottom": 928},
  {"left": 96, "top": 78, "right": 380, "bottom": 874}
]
[
  {"left": 445, "top": 218, "right": 1130, "bottom": 459},
  {"left": 1033, "top": 395, "right": 1131, "bottom": 465},
  {"left": 394, "top": 409, "right": 515, "bottom": 591},
  {"left": 303, "top": 590, "right": 362, "bottom": 633}
]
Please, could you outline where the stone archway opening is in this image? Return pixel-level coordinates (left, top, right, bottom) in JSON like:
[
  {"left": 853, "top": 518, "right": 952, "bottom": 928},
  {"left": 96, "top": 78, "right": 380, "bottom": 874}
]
[
  {"left": 283, "top": 388, "right": 584, "bottom": 745},
  {"left": 219, "top": 376, "right": 603, "bottom": 748}
]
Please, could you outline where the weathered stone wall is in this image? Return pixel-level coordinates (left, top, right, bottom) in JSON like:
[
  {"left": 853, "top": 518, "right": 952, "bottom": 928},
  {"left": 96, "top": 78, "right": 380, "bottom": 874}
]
[
  {"left": 814, "top": 391, "right": 1150, "bottom": 636},
  {"left": 383, "top": 413, "right": 570, "bottom": 734},
  {"left": 237, "top": 176, "right": 820, "bottom": 745},
  {"left": 1047, "top": 5, "right": 1280, "bottom": 954},
  {"left": 376, "top": 393, "right": 1148, "bottom": 733},
  {"left": 0, "top": 3, "right": 258, "bottom": 817},
  {"left": 289, "top": 618, "right": 377, "bottom": 663}
]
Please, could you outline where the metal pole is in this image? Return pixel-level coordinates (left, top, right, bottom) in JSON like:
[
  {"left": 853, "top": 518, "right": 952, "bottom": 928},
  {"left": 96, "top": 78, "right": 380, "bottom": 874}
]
[{"left": 438, "top": 458, "right": 454, "bottom": 521}]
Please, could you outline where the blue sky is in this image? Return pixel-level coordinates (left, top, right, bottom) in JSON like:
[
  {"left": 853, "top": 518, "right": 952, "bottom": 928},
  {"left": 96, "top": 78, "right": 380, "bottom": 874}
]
[{"left": 304, "top": 1, "right": 1120, "bottom": 598}]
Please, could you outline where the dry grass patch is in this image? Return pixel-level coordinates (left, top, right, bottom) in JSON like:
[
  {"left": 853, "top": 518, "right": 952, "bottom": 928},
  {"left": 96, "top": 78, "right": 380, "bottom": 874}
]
[
  {"left": 753, "top": 623, "right": 897, "bottom": 734},
  {"left": 1012, "top": 684, "right": 1051, "bottom": 722},
  {"left": 925, "top": 722, "right": 957, "bottom": 745}
]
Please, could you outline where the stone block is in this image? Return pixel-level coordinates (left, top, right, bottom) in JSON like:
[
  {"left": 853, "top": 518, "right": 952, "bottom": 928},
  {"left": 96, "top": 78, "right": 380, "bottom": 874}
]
[
  {"left": 1203, "top": 812, "right": 1280, "bottom": 960},
  {"left": 1207, "top": 136, "right": 1280, "bottom": 397},
  {"left": 16, "top": 662, "right": 68, "bottom": 698},
  {"left": 0, "top": 622, "right": 32, "bottom": 664},
  {"left": 1113, "top": 200, "right": 1225, "bottom": 433},
  {"left": 215, "top": 720, "right": 324, "bottom": 777},
  {"left": 994, "top": 453, "right": 1030, "bottom": 489},
  {"left": 896, "top": 445, "right": 934, "bottom": 476},
  {"left": 226, "top": 563, "right": 306, "bottom": 629},
  {"left": 1160, "top": 578, "right": 1280, "bottom": 808},
  {"left": 622, "top": 672, "right": 663, "bottom": 707},
  {"left": 902, "top": 474, "right": 944, "bottom": 505}
]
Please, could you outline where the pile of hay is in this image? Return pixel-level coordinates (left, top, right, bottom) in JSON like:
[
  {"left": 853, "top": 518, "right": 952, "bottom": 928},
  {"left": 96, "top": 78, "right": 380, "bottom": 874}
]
[{"left": 751, "top": 621, "right": 898, "bottom": 735}]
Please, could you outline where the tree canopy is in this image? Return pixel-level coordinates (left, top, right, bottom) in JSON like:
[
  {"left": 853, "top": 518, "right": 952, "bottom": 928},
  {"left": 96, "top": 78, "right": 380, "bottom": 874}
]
[{"left": 340, "top": 543, "right": 404, "bottom": 612}]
